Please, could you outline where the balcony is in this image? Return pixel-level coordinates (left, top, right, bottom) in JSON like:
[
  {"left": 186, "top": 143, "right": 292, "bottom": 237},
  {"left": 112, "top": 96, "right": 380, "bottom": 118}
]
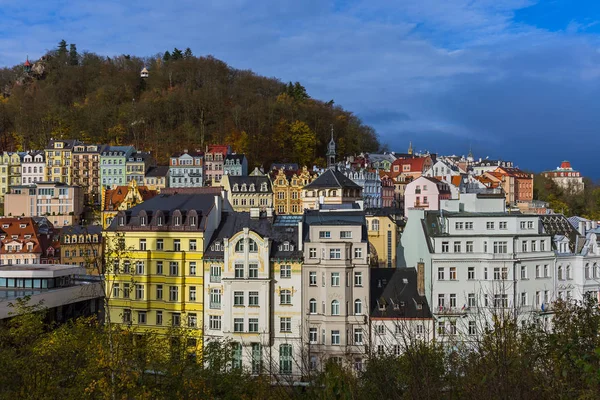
[
  {"left": 210, "top": 275, "right": 222, "bottom": 283},
  {"left": 210, "top": 302, "right": 221, "bottom": 309},
  {"left": 435, "top": 306, "right": 469, "bottom": 316}
]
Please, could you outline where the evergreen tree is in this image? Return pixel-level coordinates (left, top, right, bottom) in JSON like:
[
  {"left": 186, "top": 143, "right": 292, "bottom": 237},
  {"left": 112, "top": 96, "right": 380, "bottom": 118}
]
[
  {"left": 172, "top": 48, "right": 183, "bottom": 60},
  {"left": 163, "top": 51, "right": 171, "bottom": 62},
  {"left": 68, "top": 44, "right": 79, "bottom": 66},
  {"left": 57, "top": 39, "right": 68, "bottom": 57},
  {"left": 184, "top": 48, "right": 193, "bottom": 58}
]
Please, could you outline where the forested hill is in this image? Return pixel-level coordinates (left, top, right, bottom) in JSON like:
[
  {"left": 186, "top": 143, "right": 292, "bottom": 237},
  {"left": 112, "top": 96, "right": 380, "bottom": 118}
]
[{"left": 0, "top": 42, "right": 380, "bottom": 167}]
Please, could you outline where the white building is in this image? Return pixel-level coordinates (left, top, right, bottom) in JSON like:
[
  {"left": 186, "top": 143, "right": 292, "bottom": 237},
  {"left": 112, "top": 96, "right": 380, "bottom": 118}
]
[
  {"left": 342, "top": 167, "right": 382, "bottom": 208},
  {"left": 203, "top": 212, "right": 303, "bottom": 379},
  {"left": 302, "top": 210, "right": 370, "bottom": 370},
  {"left": 540, "top": 215, "right": 600, "bottom": 302},
  {"left": 21, "top": 151, "right": 46, "bottom": 184},
  {"left": 542, "top": 161, "right": 585, "bottom": 194},
  {"left": 423, "top": 159, "right": 465, "bottom": 181},
  {"left": 401, "top": 193, "right": 557, "bottom": 340}
]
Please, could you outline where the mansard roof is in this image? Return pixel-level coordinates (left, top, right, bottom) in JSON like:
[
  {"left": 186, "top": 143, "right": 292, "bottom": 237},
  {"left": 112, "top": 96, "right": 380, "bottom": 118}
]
[
  {"left": 369, "top": 268, "right": 432, "bottom": 319},
  {"left": 304, "top": 168, "right": 361, "bottom": 190}
]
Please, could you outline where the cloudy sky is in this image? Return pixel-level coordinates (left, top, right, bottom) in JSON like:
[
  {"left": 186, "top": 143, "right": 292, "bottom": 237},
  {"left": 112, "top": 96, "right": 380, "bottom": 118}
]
[{"left": 1, "top": 0, "right": 599, "bottom": 177}]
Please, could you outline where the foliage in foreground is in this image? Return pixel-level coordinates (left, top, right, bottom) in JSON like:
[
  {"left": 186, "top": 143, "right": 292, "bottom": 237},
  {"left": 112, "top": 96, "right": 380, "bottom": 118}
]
[{"left": 1, "top": 298, "right": 600, "bottom": 399}]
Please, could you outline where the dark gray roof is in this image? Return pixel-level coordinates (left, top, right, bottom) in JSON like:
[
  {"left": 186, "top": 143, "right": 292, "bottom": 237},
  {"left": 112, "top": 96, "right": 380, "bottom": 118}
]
[
  {"left": 45, "top": 139, "right": 82, "bottom": 150},
  {"left": 225, "top": 154, "right": 247, "bottom": 161},
  {"left": 270, "top": 163, "right": 299, "bottom": 172},
  {"left": 205, "top": 212, "right": 302, "bottom": 259},
  {"left": 107, "top": 193, "right": 218, "bottom": 231},
  {"left": 228, "top": 176, "right": 272, "bottom": 193},
  {"left": 304, "top": 168, "right": 362, "bottom": 190},
  {"left": 60, "top": 224, "right": 102, "bottom": 235},
  {"left": 304, "top": 210, "right": 367, "bottom": 240},
  {"left": 370, "top": 268, "right": 432, "bottom": 319},
  {"left": 145, "top": 166, "right": 169, "bottom": 178},
  {"left": 540, "top": 214, "right": 585, "bottom": 253}
]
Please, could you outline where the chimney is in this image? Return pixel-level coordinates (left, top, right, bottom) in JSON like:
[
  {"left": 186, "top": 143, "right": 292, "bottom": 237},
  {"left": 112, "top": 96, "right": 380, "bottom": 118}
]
[
  {"left": 416, "top": 262, "right": 425, "bottom": 297},
  {"left": 579, "top": 221, "right": 586, "bottom": 236}
]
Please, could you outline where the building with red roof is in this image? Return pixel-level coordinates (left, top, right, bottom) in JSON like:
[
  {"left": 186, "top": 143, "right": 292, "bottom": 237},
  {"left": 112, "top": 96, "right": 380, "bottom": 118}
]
[{"left": 542, "top": 160, "right": 584, "bottom": 194}]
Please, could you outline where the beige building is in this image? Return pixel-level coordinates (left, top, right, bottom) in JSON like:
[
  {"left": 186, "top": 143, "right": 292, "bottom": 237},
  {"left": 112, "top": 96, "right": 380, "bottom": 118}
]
[
  {"left": 302, "top": 210, "right": 370, "bottom": 370},
  {"left": 302, "top": 169, "right": 363, "bottom": 211},
  {"left": 44, "top": 139, "right": 81, "bottom": 184},
  {"left": 72, "top": 144, "right": 105, "bottom": 204},
  {"left": 4, "top": 182, "right": 84, "bottom": 226},
  {"left": 0, "top": 152, "right": 23, "bottom": 201},
  {"left": 271, "top": 166, "right": 317, "bottom": 215},
  {"left": 143, "top": 166, "right": 169, "bottom": 192},
  {"left": 222, "top": 175, "right": 273, "bottom": 213}
]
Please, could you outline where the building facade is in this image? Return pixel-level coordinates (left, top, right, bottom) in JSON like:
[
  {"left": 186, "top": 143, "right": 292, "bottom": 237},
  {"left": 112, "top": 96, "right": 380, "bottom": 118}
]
[
  {"left": 542, "top": 161, "right": 584, "bottom": 194},
  {"left": 366, "top": 209, "right": 402, "bottom": 268},
  {"left": 126, "top": 152, "right": 155, "bottom": 185},
  {"left": 72, "top": 144, "right": 105, "bottom": 204},
  {"left": 4, "top": 182, "right": 84, "bottom": 226},
  {"left": 45, "top": 139, "right": 80, "bottom": 184},
  {"left": 144, "top": 166, "right": 169, "bottom": 192},
  {"left": 101, "top": 180, "right": 158, "bottom": 229},
  {"left": 271, "top": 167, "right": 317, "bottom": 215},
  {"left": 21, "top": 151, "right": 46, "bottom": 185},
  {"left": 223, "top": 175, "right": 273, "bottom": 213},
  {"left": 104, "top": 193, "right": 223, "bottom": 348},
  {"left": 203, "top": 212, "right": 303, "bottom": 377},
  {"left": 404, "top": 176, "right": 452, "bottom": 216},
  {"left": 0, "top": 217, "right": 58, "bottom": 265},
  {"left": 60, "top": 225, "right": 103, "bottom": 274},
  {"left": 204, "top": 145, "right": 231, "bottom": 186},
  {"left": 169, "top": 150, "right": 204, "bottom": 188},
  {"left": 224, "top": 154, "right": 248, "bottom": 177},
  {"left": 302, "top": 169, "right": 363, "bottom": 211},
  {"left": 302, "top": 210, "right": 370, "bottom": 370},
  {"left": 100, "top": 145, "right": 135, "bottom": 189},
  {"left": 343, "top": 168, "right": 382, "bottom": 208}
]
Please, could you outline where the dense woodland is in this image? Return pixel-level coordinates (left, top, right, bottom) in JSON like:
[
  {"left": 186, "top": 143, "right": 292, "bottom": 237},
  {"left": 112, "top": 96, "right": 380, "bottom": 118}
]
[
  {"left": 1, "top": 297, "right": 600, "bottom": 399},
  {"left": 0, "top": 41, "right": 380, "bottom": 168}
]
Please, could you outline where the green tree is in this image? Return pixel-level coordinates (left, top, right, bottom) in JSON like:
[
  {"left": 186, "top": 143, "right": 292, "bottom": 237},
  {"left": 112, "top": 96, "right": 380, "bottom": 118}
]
[
  {"left": 184, "top": 47, "right": 193, "bottom": 58},
  {"left": 172, "top": 48, "right": 183, "bottom": 60},
  {"left": 163, "top": 50, "right": 171, "bottom": 62},
  {"left": 69, "top": 43, "right": 79, "bottom": 66},
  {"left": 57, "top": 39, "right": 68, "bottom": 57}
]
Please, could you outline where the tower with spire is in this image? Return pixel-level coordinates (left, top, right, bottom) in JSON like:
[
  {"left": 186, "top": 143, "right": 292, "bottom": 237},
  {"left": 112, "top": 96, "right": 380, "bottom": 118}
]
[
  {"left": 327, "top": 125, "right": 336, "bottom": 168},
  {"left": 408, "top": 141, "right": 413, "bottom": 156}
]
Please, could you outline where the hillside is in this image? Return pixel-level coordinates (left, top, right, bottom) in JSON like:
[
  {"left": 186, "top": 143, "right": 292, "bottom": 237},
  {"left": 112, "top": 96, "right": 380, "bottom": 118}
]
[{"left": 0, "top": 41, "right": 380, "bottom": 167}]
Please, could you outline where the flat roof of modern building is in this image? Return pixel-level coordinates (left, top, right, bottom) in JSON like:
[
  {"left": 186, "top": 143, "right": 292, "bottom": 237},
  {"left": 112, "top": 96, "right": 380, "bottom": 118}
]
[{"left": 0, "top": 264, "right": 85, "bottom": 278}]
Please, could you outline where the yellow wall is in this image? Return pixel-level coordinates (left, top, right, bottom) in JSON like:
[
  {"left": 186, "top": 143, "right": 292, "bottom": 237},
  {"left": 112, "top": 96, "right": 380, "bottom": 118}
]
[
  {"left": 104, "top": 230, "right": 205, "bottom": 346},
  {"left": 366, "top": 215, "right": 399, "bottom": 268}
]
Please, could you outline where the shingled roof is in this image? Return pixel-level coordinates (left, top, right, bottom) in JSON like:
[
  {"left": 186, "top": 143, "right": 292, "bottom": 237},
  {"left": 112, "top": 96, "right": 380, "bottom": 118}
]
[
  {"left": 370, "top": 268, "right": 432, "bottom": 319},
  {"left": 304, "top": 168, "right": 361, "bottom": 190}
]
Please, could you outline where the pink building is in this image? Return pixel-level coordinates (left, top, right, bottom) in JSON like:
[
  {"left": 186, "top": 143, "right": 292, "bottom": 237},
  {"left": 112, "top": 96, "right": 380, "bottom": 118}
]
[
  {"left": 380, "top": 173, "right": 396, "bottom": 208},
  {"left": 404, "top": 176, "right": 451, "bottom": 215},
  {"left": 204, "top": 144, "right": 231, "bottom": 186}
]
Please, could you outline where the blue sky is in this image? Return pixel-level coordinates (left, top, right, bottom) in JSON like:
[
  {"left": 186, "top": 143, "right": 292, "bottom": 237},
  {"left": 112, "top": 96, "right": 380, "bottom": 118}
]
[{"left": 1, "top": 0, "right": 600, "bottom": 178}]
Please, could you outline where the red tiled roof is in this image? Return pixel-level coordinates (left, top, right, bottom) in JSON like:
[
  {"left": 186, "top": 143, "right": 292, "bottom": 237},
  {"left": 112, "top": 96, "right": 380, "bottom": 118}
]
[
  {"left": 391, "top": 157, "right": 428, "bottom": 172},
  {"left": 0, "top": 218, "right": 45, "bottom": 255},
  {"left": 104, "top": 185, "right": 158, "bottom": 211},
  {"left": 206, "top": 144, "right": 230, "bottom": 155}
]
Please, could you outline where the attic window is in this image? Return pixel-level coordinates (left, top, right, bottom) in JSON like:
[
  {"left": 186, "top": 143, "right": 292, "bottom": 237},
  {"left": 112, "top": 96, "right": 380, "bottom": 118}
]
[
  {"left": 249, "top": 184, "right": 255, "bottom": 191},
  {"left": 140, "top": 216, "right": 146, "bottom": 226},
  {"left": 189, "top": 216, "right": 197, "bottom": 226},
  {"left": 173, "top": 216, "right": 181, "bottom": 226},
  {"left": 233, "top": 184, "right": 239, "bottom": 191},
  {"left": 119, "top": 216, "right": 125, "bottom": 226},
  {"left": 377, "top": 300, "right": 386, "bottom": 311},
  {"left": 157, "top": 216, "right": 163, "bottom": 226},
  {"left": 11, "top": 235, "right": 18, "bottom": 240},
  {"left": 19, "top": 224, "right": 26, "bottom": 228},
  {"left": 1, "top": 224, "right": 8, "bottom": 228},
  {"left": 214, "top": 242, "right": 221, "bottom": 251},
  {"left": 24, "top": 235, "right": 31, "bottom": 240},
  {"left": 241, "top": 184, "right": 247, "bottom": 192},
  {"left": 283, "top": 242, "right": 290, "bottom": 251},
  {"left": 261, "top": 183, "right": 267, "bottom": 192}
]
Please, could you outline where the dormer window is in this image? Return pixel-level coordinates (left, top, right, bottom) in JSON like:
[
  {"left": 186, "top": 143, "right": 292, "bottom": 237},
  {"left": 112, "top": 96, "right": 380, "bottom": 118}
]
[
  {"left": 72, "top": 235, "right": 78, "bottom": 243},
  {"left": 140, "top": 216, "right": 146, "bottom": 226},
  {"left": 2, "top": 224, "right": 8, "bottom": 229},
  {"left": 233, "top": 184, "right": 239, "bottom": 191},
  {"left": 173, "top": 216, "right": 181, "bottom": 226},
  {"left": 261, "top": 183, "right": 267, "bottom": 192},
  {"left": 189, "top": 216, "right": 197, "bottom": 226},
  {"left": 19, "top": 224, "right": 26, "bottom": 228},
  {"left": 157, "top": 216, "right": 163, "bottom": 226},
  {"left": 249, "top": 184, "right": 255, "bottom": 191},
  {"left": 214, "top": 242, "right": 221, "bottom": 251},
  {"left": 241, "top": 184, "right": 247, "bottom": 192},
  {"left": 93, "top": 235, "right": 98, "bottom": 243},
  {"left": 283, "top": 242, "right": 290, "bottom": 251},
  {"left": 64, "top": 236, "right": 70, "bottom": 244},
  {"left": 119, "top": 216, "right": 125, "bottom": 226}
]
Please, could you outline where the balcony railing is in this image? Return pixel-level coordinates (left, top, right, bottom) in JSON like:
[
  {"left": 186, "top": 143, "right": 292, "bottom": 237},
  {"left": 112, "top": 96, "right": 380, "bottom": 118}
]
[
  {"left": 210, "top": 275, "right": 222, "bottom": 283},
  {"left": 210, "top": 302, "right": 221, "bottom": 309}
]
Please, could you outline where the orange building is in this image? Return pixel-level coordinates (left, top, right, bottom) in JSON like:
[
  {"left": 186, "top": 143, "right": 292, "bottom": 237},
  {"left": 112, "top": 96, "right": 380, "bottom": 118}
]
[{"left": 485, "top": 167, "right": 533, "bottom": 205}]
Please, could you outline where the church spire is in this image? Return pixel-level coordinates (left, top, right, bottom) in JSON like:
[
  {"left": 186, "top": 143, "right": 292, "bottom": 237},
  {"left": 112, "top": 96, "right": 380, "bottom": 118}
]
[
  {"left": 408, "top": 141, "right": 413, "bottom": 155},
  {"left": 327, "top": 124, "right": 336, "bottom": 169}
]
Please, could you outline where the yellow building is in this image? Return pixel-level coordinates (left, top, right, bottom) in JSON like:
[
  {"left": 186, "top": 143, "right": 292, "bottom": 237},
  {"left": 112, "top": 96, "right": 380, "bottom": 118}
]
[
  {"left": 101, "top": 180, "right": 158, "bottom": 229},
  {"left": 0, "top": 152, "right": 22, "bottom": 201},
  {"left": 366, "top": 210, "right": 404, "bottom": 268},
  {"left": 222, "top": 175, "right": 273, "bottom": 213},
  {"left": 44, "top": 139, "right": 81, "bottom": 184},
  {"left": 271, "top": 166, "right": 317, "bottom": 215},
  {"left": 104, "top": 193, "right": 224, "bottom": 349}
]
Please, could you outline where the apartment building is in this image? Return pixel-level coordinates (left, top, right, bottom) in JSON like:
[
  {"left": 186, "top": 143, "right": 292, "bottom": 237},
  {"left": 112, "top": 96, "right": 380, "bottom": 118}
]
[
  {"left": 369, "top": 268, "right": 433, "bottom": 363},
  {"left": 203, "top": 212, "right": 303, "bottom": 377},
  {"left": 21, "top": 151, "right": 46, "bottom": 185},
  {"left": 104, "top": 193, "right": 223, "bottom": 348},
  {"left": 100, "top": 145, "right": 135, "bottom": 189},
  {"left": 169, "top": 149, "right": 204, "bottom": 188},
  {"left": 0, "top": 217, "right": 59, "bottom": 265},
  {"left": 301, "top": 169, "right": 363, "bottom": 211},
  {"left": 222, "top": 175, "right": 273, "bottom": 213},
  {"left": 126, "top": 151, "right": 155, "bottom": 185},
  {"left": 342, "top": 168, "right": 382, "bottom": 209},
  {"left": 204, "top": 145, "right": 231, "bottom": 186},
  {"left": 143, "top": 166, "right": 169, "bottom": 192},
  {"left": 401, "top": 193, "right": 556, "bottom": 340},
  {"left": 101, "top": 180, "right": 158, "bottom": 229},
  {"left": 302, "top": 210, "right": 369, "bottom": 370},
  {"left": 4, "top": 182, "right": 84, "bottom": 226},
  {"left": 223, "top": 154, "right": 248, "bottom": 177},
  {"left": 365, "top": 208, "right": 403, "bottom": 268},
  {"left": 271, "top": 167, "right": 317, "bottom": 215},
  {"left": 72, "top": 144, "right": 105, "bottom": 204},
  {"left": 45, "top": 139, "right": 81, "bottom": 184},
  {"left": 60, "top": 225, "right": 103, "bottom": 274},
  {"left": 404, "top": 176, "right": 452, "bottom": 215},
  {"left": 0, "top": 152, "right": 23, "bottom": 200}
]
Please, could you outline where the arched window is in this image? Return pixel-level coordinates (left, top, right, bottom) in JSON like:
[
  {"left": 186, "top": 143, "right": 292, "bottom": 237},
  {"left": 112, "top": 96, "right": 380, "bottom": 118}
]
[
  {"left": 566, "top": 265, "right": 572, "bottom": 280},
  {"left": 372, "top": 220, "right": 379, "bottom": 231},
  {"left": 235, "top": 240, "right": 244, "bottom": 253},
  {"left": 585, "top": 263, "right": 590, "bottom": 279},
  {"left": 309, "top": 298, "right": 317, "bottom": 314},
  {"left": 558, "top": 265, "right": 563, "bottom": 280},
  {"left": 354, "top": 299, "right": 362, "bottom": 315},
  {"left": 248, "top": 239, "right": 258, "bottom": 252},
  {"left": 331, "top": 300, "right": 340, "bottom": 316}
]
